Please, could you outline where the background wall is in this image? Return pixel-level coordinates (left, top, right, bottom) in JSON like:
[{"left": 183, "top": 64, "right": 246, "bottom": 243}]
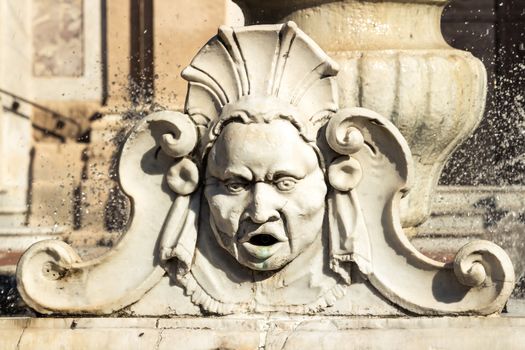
[{"left": 441, "top": 0, "right": 525, "bottom": 186}]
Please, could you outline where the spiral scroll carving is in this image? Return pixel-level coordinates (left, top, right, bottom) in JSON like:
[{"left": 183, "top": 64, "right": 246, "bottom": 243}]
[
  {"left": 16, "top": 240, "right": 84, "bottom": 313},
  {"left": 326, "top": 108, "right": 366, "bottom": 155},
  {"left": 156, "top": 111, "right": 198, "bottom": 159},
  {"left": 151, "top": 111, "right": 200, "bottom": 195},
  {"left": 15, "top": 112, "right": 175, "bottom": 314},
  {"left": 454, "top": 240, "right": 515, "bottom": 305}
]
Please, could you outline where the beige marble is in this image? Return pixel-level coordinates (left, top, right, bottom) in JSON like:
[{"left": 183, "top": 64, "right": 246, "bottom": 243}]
[
  {"left": 31, "top": 0, "right": 102, "bottom": 102},
  {"left": 105, "top": 0, "right": 230, "bottom": 110},
  {"left": 105, "top": 0, "right": 131, "bottom": 110}
]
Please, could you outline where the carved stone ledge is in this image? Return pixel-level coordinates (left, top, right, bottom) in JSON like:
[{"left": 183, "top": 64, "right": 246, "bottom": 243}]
[{"left": 1, "top": 316, "right": 525, "bottom": 349}]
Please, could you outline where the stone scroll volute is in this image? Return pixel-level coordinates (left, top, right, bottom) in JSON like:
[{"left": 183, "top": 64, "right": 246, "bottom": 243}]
[{"left": 16, "top": 22, "right": 514, "bottom": 316}]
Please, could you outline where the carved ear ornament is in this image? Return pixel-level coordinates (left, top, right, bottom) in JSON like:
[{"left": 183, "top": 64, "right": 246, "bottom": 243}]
[
  {"left": 326, "top": 109, "right": 366, "bottom": 191},
  {"left": 182, "top": 21, "right": 339, "bottom": 143},
  {"left": 151, "top": 111, "right": 200, "bottom": 195}
]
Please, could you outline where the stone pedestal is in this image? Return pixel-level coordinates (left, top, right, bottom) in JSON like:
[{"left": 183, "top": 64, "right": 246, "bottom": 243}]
[
  {"left": 14, "top": 21, "right": 514, "bottom": 321},
  {"left": 234, "top": 0, "right": 487, "bottom": 229}
]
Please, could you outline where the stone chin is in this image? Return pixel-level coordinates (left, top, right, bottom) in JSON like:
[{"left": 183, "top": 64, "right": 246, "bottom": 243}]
[
  {"left": 208, "top": 216, "right": 299, "bottom": 271},
  {"left": 208, "top": 213, "right": 324, "bottom": 271}
]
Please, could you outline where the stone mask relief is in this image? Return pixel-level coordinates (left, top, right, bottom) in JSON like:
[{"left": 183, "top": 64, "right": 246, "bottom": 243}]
[
  {"left": 16, "top": 22, "right": 515, "bottom": 317},
  {"left": 204, "top": 119, "right": 327, "bottom": 271}
]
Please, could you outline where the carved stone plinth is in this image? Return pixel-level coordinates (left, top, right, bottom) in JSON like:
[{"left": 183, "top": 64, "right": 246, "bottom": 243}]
[
  {"left": 15, "top": 22, "right": 513, "bottom": 318},
  {"left": 2, "top": 316, "right": 525, "bottom": 349},
  {"left": 234, "top": 0, "right": 487, "bottom": 229}
]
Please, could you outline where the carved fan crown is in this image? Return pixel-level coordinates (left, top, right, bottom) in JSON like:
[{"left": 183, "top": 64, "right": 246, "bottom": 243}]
[{"left": 182, "top": 22, "right": 339, "bottom": 150}]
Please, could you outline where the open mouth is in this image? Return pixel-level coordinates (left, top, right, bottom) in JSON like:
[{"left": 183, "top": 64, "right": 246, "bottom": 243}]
[
  {"left": 240, "top": 231, "right": 287, "bottom": 260},
  {"left": 248, "top": 234, "right": 279, "bottom": 246}
]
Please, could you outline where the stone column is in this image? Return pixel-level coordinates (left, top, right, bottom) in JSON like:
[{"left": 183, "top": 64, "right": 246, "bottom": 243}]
[
  {"left": 0, "top": 0, "right": 32, "bottom": 230},
  {"left": 0, "top": 1, "right": 63, "bottom": 270},
  {"left": 234, "top": 0, "right": 487, "bottom": 230},
  {"left": 0, "top": 97, "right": 6, "bottom": 195}
]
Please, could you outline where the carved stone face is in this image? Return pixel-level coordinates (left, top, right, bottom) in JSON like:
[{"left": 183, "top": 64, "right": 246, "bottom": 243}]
[{"left": 205, "top": 119, "right": 327, "bottom": 271}]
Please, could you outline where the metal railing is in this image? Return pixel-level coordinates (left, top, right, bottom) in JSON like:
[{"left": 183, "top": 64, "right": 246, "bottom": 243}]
[{"left": 0, "top": 88, "right": 83, "bottom": 141}]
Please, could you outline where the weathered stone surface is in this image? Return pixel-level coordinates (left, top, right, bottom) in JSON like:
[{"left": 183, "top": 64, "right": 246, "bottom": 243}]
[
  {"left": 128, "top": 276, "right": 403, "bottom": 317},
  {"left": 0, "top": 316, "right": 525, "bottom": 349}
]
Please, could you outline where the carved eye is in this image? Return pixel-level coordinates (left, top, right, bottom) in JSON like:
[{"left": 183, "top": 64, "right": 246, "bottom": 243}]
[
  {"left": 274, "top": 178, "right": 296, "bottom": 192},
  {"left": 225, "top": 181, "right": 248, "bottom": 193}
]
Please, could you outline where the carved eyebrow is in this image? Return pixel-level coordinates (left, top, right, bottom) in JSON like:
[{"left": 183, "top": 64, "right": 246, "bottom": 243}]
[
  {"left": 223, "top": 168, "right": 253, "bottom": 182},
  {"left": 268, "top": 170, "right": 305, "bottom": 181}
]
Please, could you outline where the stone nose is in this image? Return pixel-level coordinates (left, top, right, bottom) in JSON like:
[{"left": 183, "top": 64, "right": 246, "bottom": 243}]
[{"left": 247, "top": 182, "right": 280, "bottom": 224}]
